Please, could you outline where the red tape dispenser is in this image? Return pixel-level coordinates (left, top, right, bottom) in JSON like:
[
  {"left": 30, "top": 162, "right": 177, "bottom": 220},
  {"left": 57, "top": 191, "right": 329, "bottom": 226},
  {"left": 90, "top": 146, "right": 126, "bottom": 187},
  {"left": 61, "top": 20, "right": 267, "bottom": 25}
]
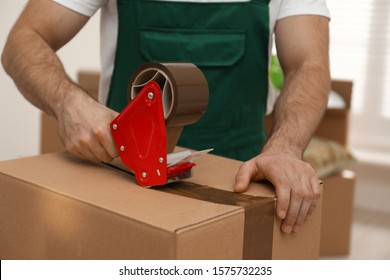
[{"left": 110, "top": 63, "right": 210, "bottom": 187}]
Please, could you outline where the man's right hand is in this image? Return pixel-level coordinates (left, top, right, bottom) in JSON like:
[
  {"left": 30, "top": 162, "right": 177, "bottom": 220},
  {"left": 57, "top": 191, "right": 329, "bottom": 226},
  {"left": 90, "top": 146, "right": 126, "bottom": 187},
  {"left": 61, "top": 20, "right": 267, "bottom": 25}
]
[
  {"left": 1, "top": 0, "right": 119, "bottom": 163},
  {"left": 57, "top": 91, "right": 119, "bottom": 163}
]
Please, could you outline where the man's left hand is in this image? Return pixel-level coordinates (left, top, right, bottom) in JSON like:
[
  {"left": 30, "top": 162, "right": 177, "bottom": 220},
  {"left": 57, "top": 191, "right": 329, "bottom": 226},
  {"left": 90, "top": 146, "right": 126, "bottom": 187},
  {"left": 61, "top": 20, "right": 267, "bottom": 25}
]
[{"left": 234, "top": 151, "right": 321, "bottom": 234}]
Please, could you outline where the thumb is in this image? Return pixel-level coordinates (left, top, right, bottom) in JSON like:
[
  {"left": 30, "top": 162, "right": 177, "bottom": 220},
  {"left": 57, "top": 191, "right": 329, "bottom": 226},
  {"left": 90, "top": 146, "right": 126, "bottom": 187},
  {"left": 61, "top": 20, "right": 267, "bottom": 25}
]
[{"left": 234, "top": 160, "right": 258, "bottom": 193}]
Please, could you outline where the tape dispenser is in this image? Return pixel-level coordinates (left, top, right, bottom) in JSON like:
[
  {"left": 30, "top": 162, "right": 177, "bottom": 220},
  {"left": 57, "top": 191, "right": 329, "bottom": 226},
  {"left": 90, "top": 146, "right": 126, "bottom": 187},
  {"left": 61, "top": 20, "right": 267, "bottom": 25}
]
[{"left": 110, "top": 63, "right": 210, "bottom": 187}]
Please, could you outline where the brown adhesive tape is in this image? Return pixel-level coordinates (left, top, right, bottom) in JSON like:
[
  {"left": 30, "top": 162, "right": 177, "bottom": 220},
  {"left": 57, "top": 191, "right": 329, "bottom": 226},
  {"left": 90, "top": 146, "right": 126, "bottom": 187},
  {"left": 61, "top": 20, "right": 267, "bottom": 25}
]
[
  {"left": 128, "top": 63, "right": 209, "bottom": 153},
  {"left": 157, "top": 181, "right": 275, "bottom": 260}
]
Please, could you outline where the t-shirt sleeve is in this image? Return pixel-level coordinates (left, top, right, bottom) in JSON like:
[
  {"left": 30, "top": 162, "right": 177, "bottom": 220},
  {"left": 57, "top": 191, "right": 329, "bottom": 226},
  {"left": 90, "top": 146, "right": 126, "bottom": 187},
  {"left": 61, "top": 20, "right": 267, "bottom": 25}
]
[
  {"left": 53, "top": 0, "right": 107, "bottom": 17},
  {"left": 277, "top": 0, "right": 331, "bottom": 20}
]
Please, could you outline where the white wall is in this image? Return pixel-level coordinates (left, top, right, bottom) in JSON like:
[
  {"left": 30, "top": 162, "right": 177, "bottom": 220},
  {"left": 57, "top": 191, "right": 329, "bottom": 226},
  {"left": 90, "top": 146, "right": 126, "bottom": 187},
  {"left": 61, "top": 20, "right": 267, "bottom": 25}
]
[
  {"left": 327, "top": 0, "right": 390, "bottom": 165},
  {"left": 0, "top": 1, "right": 100, "bottom": 161}
]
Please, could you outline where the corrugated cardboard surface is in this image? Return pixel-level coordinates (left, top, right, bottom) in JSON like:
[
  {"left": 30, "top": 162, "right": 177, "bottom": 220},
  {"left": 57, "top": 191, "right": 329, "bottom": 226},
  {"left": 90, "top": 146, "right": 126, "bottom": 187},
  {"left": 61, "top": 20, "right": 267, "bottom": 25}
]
[
  {"left": 0, "top": 152, "right": 322, "bottom": 259},
  {"left": 320, "top": 171, "right": 355, "bottom": 256}
]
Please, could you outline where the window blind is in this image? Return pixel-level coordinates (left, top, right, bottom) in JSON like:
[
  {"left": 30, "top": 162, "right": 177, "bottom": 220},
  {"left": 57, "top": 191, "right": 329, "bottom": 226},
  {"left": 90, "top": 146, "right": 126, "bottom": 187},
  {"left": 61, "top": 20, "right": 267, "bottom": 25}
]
[{"left": 327, "top": 0, "right": 390, "bottom": 161}]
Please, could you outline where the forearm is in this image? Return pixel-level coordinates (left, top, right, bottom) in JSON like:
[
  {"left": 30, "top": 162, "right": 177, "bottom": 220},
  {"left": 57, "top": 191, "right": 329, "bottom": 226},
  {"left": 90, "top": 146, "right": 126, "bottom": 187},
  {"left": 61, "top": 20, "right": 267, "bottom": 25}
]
[
  {"left": 2, "top": 0, "right": 118, "bottom": 163},
  {"left": 263, "top": 63, "right": 330, "bottom": 157},
  {"left": 2, "top": 28, "right": 85, "bottom": 119},
  {"left": 264, "top": 15, "right": 330, "bottom": 158}
]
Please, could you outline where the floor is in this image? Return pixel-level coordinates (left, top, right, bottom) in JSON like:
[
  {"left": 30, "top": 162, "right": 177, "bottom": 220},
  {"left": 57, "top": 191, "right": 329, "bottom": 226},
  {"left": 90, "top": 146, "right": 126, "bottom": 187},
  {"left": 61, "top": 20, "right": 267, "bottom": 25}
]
[{"left": 321, "top": 161, "right": 390, "bottom": 260}]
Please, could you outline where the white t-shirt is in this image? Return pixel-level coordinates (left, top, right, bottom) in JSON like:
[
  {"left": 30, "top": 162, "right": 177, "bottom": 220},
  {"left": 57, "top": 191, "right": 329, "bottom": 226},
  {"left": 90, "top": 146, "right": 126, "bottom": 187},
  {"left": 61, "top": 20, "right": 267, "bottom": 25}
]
[{"left": 53, "top": 0, "right": 330, "bottom": 111}]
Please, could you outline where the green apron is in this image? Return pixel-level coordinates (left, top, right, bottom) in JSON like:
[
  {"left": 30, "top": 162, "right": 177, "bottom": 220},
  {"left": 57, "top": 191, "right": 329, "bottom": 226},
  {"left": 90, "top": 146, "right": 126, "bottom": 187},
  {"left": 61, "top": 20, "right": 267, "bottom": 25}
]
[{"left": 107, "top": 0, "right": 270, "bottom": 161}]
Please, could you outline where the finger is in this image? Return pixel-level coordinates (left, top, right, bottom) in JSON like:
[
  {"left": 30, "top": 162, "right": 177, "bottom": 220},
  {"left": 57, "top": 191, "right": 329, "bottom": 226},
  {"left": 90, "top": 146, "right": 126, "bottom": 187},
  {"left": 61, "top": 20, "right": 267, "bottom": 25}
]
[
  {"left": 85, "top": 120, "right": 118, "bottom": 162},
  {"left": 292, "top": 195, "right": 312, "bottom": 233},
  {"left": 98, "top": 123, "right": 119, "bottom": 160},
  {"left": 66, "top": 141, "right": 98, "bottom": 163},
  {"left": 281, "top": 191, "right": 303, "bottom": 234},
  {"left": 291, "top": 175, "right": 317, "bottom": 232},
  {"left": 307, "top": 178, "right": 322, "bottom": 217},
  {"left": 293, "top": 201, "right": 312, "bottom": 233},
  {"left": 234, "top": 160, "right": 257, "bottom": 193},
  {"left": 75, "top": 135, "right": 113, "bottom": 163},
  {"left": 102, "top": 110, "right": 120, "bottom": 159},
  {"left": 94, "top": 144, "right": 115, "bottom": 163},
  {"left": 67, "top": 135, "right": 113, "bottom": 163},
  {"left": 280, "top": 173, "right": 305, "bottom": 233},
  {"left": 306, "top": 206, "right": 315, "bottom": 223},
  {"left": 79, "top": 147, "right": 101, "bottom": 163},
  {"left": 273, "top": 177, "right": 290, "bottom": 220}
]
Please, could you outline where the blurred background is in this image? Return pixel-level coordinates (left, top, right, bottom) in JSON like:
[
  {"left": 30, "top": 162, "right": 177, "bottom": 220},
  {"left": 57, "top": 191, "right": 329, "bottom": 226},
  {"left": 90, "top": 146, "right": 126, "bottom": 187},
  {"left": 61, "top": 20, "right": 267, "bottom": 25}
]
[{"left": 1, "top": 0, "right": 389, "bottom": 259}]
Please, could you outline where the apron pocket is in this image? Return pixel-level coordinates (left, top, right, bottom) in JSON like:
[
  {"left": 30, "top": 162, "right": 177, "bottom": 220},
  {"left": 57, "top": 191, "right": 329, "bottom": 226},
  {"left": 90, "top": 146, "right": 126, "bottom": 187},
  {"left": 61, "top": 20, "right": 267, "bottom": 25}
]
[{"left": 140, "top": 27, "right": 246, "bottom": 67}]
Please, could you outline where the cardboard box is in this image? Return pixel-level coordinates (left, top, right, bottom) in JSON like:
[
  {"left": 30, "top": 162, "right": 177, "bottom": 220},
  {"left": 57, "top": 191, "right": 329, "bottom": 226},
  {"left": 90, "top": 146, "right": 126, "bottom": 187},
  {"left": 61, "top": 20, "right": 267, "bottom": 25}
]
[
  {"left": 264, "top": 80, "right": 352, "bottom": 146},
  {"left": 320, "top": 170, "right": 355, "bottom": 256},
  {"left": 40, "top": 113, "right": 65, "bottom": 154},
  {"left": 0, "top": 152, "right": 322, "bottom": 260},
  {"left": 314, "top": 80, "right": 352, "bottom": 147}
]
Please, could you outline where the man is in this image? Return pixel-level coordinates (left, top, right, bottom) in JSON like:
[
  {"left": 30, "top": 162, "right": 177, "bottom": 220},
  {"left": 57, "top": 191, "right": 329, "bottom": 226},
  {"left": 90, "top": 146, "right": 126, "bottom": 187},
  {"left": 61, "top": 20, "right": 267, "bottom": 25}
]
[{"left": 2, "top": 0, "right": 330, "bottom": 234}]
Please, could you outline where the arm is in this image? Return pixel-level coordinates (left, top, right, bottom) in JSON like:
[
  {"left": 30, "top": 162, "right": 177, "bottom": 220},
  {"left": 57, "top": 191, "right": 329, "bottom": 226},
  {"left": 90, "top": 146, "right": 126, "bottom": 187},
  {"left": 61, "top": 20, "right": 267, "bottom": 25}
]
[
  {"left": 1, "top": 0, "right": 118, "bottom": 162},
  {"left": 234, "top": 15, "right": 330, "bottom": 234}
]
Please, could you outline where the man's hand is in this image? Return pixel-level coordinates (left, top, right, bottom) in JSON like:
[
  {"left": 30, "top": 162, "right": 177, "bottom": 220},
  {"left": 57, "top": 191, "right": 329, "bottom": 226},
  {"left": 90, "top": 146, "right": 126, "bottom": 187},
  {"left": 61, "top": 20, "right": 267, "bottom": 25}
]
[
  {"left": 235, "top": 15, "right": 330, "bottom": 234},
  {"left": 57, "top": 91, "right": 119, "bottom": 163},
  {"left": 1, "top": 0, "right": 120, "bottom": 163},
  {"left": 234, "top": 151, "right": 321, "bottom": 234}
]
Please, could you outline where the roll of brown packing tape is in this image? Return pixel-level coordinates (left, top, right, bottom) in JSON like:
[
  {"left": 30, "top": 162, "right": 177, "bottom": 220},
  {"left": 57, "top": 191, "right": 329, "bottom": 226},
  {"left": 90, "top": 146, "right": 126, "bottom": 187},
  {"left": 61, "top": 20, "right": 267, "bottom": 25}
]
[{"left": 128, "top": 63, "right": 209, "bottom": 153}]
